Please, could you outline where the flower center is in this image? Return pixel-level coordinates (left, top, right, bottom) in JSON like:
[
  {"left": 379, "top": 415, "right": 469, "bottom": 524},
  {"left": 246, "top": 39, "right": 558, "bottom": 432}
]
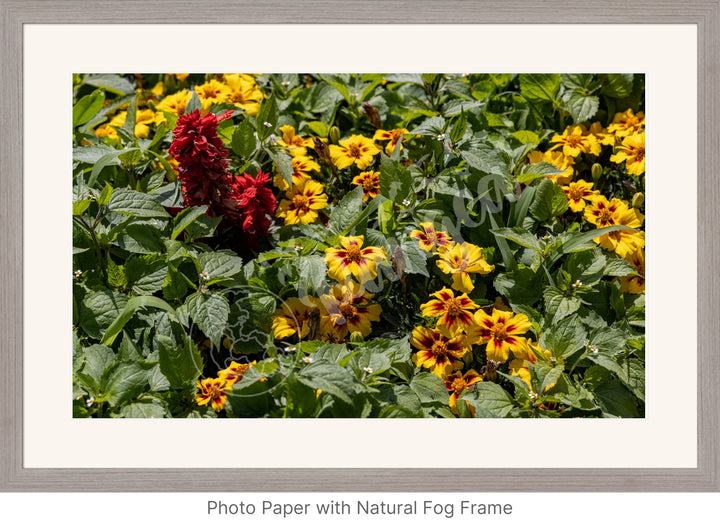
[
  {"left": 292, "top": 194, "right": 310, "bottom": 211},
  {"left": 348, "top": 144, "right": 362, "bottom": 158},
  {"left": 568, "top": 184, "right": 585, "bottom": 200},
  {"left": 431, "top": 339, "right": 449, "bottom": 358},
  {"left": 634, "top": 147, "right": 645, "bottom": 161},
  {"left": 345, "top": 243, "right": 363, "bottom": 262},
  {"left": 361, "top": 177, "right": 376, "bottom": 192},
  {"left": 338, "top": 302, "right": 357, "bottom": 320},
  {"left": 566, "top": 134, "right": 582, "bottom": 147},
  {"left": 445, "top": 298, "right": 462, "bottom": 316},
  {"left": 206, "top": 383, "right": 223, "bottom": 400},
  {"left": 599, "top": 209, "right": 614, "bottom": 224},
  {"left": 451, "top": 378, "right": 467, "bottom": 394},
  {"left": 491, "top": 323, "right": 507, "bottom": 342}
]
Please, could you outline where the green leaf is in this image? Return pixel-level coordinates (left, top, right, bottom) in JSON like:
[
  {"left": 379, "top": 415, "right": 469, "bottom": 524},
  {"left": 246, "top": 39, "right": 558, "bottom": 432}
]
[
  {"left": 296, "top": 360, "right": 358, "bottom": 405},
  {"left": 409, "top": 372, "right": 448, "bottom": 405},
  {"left": 171, "top": 205, "right": 209, "bottom": 240},
  {"left": 488, "top": 211, "right": 517, "bottom": 271},
  {"left": 80, "top": 290, "right": 128, "bottom": 341},
  {"left": 494, "top": 267, "right": 542, "bottom": 306},
  {"left": 256, "top": 93, "right": 279, "bottom": 140},
  {"left": 517, "top": 162, "right": 563, "bottom": 184},
  {"left": 144, "top": 149, "right": 178, "bottom": 182},
  {"left": 231, "top": 118, "right": 258, "bottom": 158},
  {"left": 601, "top": 74, "right": 634, "bottom": 98},
  {"left": 195, "top": 252, "right": 243, "bottom": 283},
  {"left": 543, "top": 286, "right": 582, "bottom": 323},
  {"left": 102, "top": 363, "right": 150, "bottom": 407},
  {"left": 225, "top": 292, "right": 276, "bottom": 354},
  {"left": 449, "top": 107, "right": 467, "bottom": 143},
  {"left": 84, "top": 74, "right": 134, "bottom": 95},
  {"left": 108, "top": 188, "right": 170, "bottom": 218},
  {"left": 73, "top": 89, "right": 105, "bottom": 127},
  {"left": 540, "top": 315, "right": 586, "bottom": 360},
  {"left": 519, "top": 73, "right": 561, "bottom": 103},
  {"left": 87, "top": 148, "right": 140, "bottom": 187},
  {"left": 296, "top": 255, "right": 328, "bottom": 294},
  {"left": 594, "top": 378, "right": 639, "bottom": 417},
  {"left": 604, "top": 256, "right": 637, "bottom": 277},
  {"left": 408, "top": 116, "right": 445, "bottom": 135},
  {"left": 544, "top": 225, "right": 636, "bottom": 266},
  {"left": 565, "top": 249, "right": 607, "bottom": 286},
  {"left": 187, "top": 291, "right": 230, "bottom": 348},
  {"left": 100, "top": 295, "right": 179, "bottom": 346},
  {"left": 379, "top": 153, "right": 413, "bottom": 203},
  {"left": 465, "top": 382, "right": 515, "bottom": 417},
  {"left": 565, "top": 92, "right": 599, "bottom": 123},
  {"left": 460, "top": 148, "right": 508, "bottom": 176},
  {"left": 106, "top": 255, "right": 126, "bottom": 289},
  {"left": 511, "top": 130, "right": 541, "bottom": 146},
  {"left": 156, "top": 334, "right": 203, "bottom": 388},
  {"left": 266, "top": 148, "right": 293, "bottom": 187},
  {"left": 80, "top": 344, "right": 116, "bottom": 383},
  {"left": 491, "top": 227, "right": 543, "bottom": 252},
  {"left": 73, "top": 199, "right": 91, "bottom": 216},
  {"left": 399, "top": 239, "right": 429, "bottom": 277},
  {"left": 529, "top": 179, "right": 568, "bottom": 221},
  {"left": 119, "top": 95, "right": 137, "bottom": 141},
  {"left": 73, "top": 144, "right": 117, "bottom": 164},
  {"left": 118, "top": 400, "right": 166, "bottom": 418},
  {"left": 328, "top": 186, "right": 364, "bottom": 234},
  {"left": 125, "top": 255, "right": 168, "bottom": 294},
  {"left": 97, "top": 183, "right": 113, "bottom": 207},
  {"left": 112, "top": 223, "right": 165, "bottom": 254}
]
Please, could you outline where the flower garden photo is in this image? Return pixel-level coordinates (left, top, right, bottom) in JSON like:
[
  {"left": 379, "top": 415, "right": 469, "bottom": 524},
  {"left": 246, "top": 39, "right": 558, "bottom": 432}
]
[{"left": 72, "top": 73, "right": 646, "bottom": 419}]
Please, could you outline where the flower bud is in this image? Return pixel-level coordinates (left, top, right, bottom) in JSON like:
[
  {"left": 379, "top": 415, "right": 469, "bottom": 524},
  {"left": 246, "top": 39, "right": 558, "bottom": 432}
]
[
  {"left": 591, "top": 163, "right": 603, "bottom": 182},
  {"left": 632, "top": 192, "right": 644, "bottom": 209},
  {"left": 329, "top": 125, "right": 341, "bottom": 145},
  {"left": 361, "top": 102, "right": 382, "bottom": 129},
  {"left": 350, "top": 331, "right": 365, "bottom": 343}
]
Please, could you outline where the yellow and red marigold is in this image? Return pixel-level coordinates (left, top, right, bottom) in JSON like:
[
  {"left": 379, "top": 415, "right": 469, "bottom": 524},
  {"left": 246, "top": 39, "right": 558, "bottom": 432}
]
[
  {"left": 607, "top": 108, "right": 645, "bottom": 138},
  {"left": 584, "top": 196, "right": 645, "bottom": 258},
  {"left": 195, "top": 79, "right": 232, "bottom": 112},
  {"left": 351, "top": 171, "right": 381, "bottom": 201},
  {"left": 420, "top": 288, "right": 478, "bottom": 333},
  {"left": 620, "top": 248, "right": 645, "bottom": 294},
  {"left": 610, "top": 132, "right": 645, "bottom": 175},
  {"left": 410, "top": 222, "right": 452, "bottom": 252},
  {"left": 223, "top": 74, "right": 263, "bottom": 116},
  {"left": 444, "top": 369, "right": 483, "bottom": 412},
  {"left": 550, "top": 125, "right": 601, "bottom": 157},
  {"left": 195, "top": 377, "right": 232, "bottom": 412},
  {"left": 324, "top": 235, "right": 387, "bottom": 284},
  {"left": 276, "top": 125, "right": 320, "bottom": 156},
  {"left": 156, "top": 89, "right": 193, "bottom": 116},
  {"left": 218, "top": 360, "right": 256, "bottom": 386},
  {"left": 410, "top": 326, "right": 467, "bottom": 377},
  {"left": 435, "top": 241, "right": 494, "bottom": 293},
  {"left": 373, "top": 128, "right": 410, "bottom": 156},
  {"left": 471, "top": 308, "right": 531, "bottom": 363},
  {"left": 319, "top": 281, "right": 381, "bottom": 340},
  {"left": 273, "top": 155, "right": 321, "bottom": 191},
  {"left": 272, "top": 296, "right": 322, "bottom": 340},
  {"left": 526, "top": 149, "right": 575, "bottom": 185},
  {"left": 329, "top": 134, "right": 381, "bottom": 170},
  {"left": 276, "top": 178, "right": 328, "bottom": 225},
  {"left": 562, "top": 179, "right": 600, "bottom": 212}
]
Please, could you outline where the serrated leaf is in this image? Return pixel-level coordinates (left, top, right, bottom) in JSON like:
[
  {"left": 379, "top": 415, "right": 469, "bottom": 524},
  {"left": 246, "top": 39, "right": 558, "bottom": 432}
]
[
  {"left": 379, "top": 153, "right": 412, "bottom": 203},
  {"left": 231, "top": 118, "right": 257, "bottom": 158},
  {"left": 519, "top": 73, "right": 561, "bottom": 103},
  {"left": 565, "top": 249, "right": 606, "bottom": 285},
  {"left": 328, "top": 186, "right": 364, "bottom": 234},
  {"left": 80, "top": 290, "right": 128, "bottom": 340},
  {"left": 491, "top": 227, "right": 543, "bottom": 252},
  {"left": 296, "top": 255, "right": 328, "bottom": 294},
  {"left": 409, "top": 372, "right": 448, "bottom": 404},
  {"left": 100, "top": 295, "right": 179, "bottom": 346},
  {"left": 529, "top": 179, "right": 568, "bottom": 221},
  {"left": 408, "top": 115, "right": 445, "bottom": 135},
  {"left": 84, "top": 74, "right": 134, "bottom": 95},
  {"left": 156, "top": 334, "right": 203, "bottom": 388},
  {"left": 73, "top": 199, "right": 91, "bottom": 216},
  {"left": 195, "top": 252, "right": 243, "bottom": 283},
  {"left": 73, "top": 144, "right": 118, "bottom": 164},
  {"left": 296, "top": 359, "right": 357, "bottom": 405},
  {"left": 566, "top": 92, "right": 599, "bottom": 123},
  {"left": 125, "top": 255, "right": 168, "bottom": 294},
  {"left": 102, "top": 363, "right": 150, "bottom": 407},
  {"left": 399, "top": 239, "right": 428, "bottom": 277},
  {"left": 187, "top": 291, "right": 230, "bottom": 348},
  {"left": 465, "top": 382, "right": 515, "bottom": 417},
  {"left": 108, "top": 188, "right": 170, "bottom": 218},
  {"left": 595, "top": 378, "right": 639, "bottom": 417},
  {"left": 266, "top": 148, "right": 293, "bottom": 187},
  {"left": 171, "top": 205, "right": 209, "bottom": 240},
  {"left": 118, "top": 401, "right": 167, "bottom": 418},
  {"left": 604, "top": 256, "right": 638, "bottom": 276},
  {"left": 112, "top": 223, "right": 165, "bottom": 254},
  {"left": 601, "top": 74, "right": 634, "bottom": 98},
  {"left": 494, "top": 267, "right": 542, "bottom": 306},
  {"left": 80, "top": 344, "right": 116, "bottom": 383},
  {"left": 543, "top": 286, "right": 582, "bottom": 323},
  {"left": 517, "top": 162, "right": 564, "bottom": 184},
  {"left": 540, "top": 315, "right": 587, "bottom": 360}
]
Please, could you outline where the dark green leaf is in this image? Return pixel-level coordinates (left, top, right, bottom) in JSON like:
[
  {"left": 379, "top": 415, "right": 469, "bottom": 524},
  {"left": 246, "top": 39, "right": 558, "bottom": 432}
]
[
  {"left": 108, "top": 188, "right": 170, "bottom": 218},
  {"left": 156, "top": 334, "right": 203, "bottom": 388},
  {"left": 519, "top": 73, "right": 561, "bottom": 103},
  {"left": 102, "top": 363, "right": 150, "bottom": 407},
  {"left": 73, "top": 89, "right": 105, "bottom": 127},
  {"left": 187, "top": 291, "right": 230, "bottom": 348},
  {"left": 529, "top": 179, "right": 568, "bottom": 221},
  {"left": 231, "top": 118, "right": 258, "bottom": 158}
]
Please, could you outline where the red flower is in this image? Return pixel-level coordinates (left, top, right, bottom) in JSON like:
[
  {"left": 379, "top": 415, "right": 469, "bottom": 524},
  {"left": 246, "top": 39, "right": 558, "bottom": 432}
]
[{"left": 226, "top": 170, "right": 277, "bottom": 246}]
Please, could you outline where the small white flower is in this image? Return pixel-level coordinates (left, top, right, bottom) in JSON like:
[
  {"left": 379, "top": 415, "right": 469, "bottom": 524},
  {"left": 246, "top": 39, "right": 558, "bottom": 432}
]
[
  {"left": 86, "top": 193, "right": 95, "bottom": 200},
  {"left": 263, "top": 121, "right": 272, "bottom": 127},
  {"left": 573, "top": 280, "right": 583, "bottom": 287},
  {"left": 402, "top": 199, "right": 411, "bottom": 207},
  {"left": 281, "top": 81, "right": 290, "bottom": 87},
  {"left": 584, "top": 339, "right": 590, "bottom": 347},
  {"left": 161, "top": 236, "right": 169, "bottom": 240},
  {"left": 200, "top": 285, "right": 209, "bottom": 294},
  {"left": 268, "top": 135, "right": 278, "bottom": 146},
  {"left": 294, "top": 244, "right": 303, "bottom": 252},
  {"left": 363, "top": 366, "right": 373, "bottom": 374},
  {"left": 200, "top": 271, "right": 210, "bottom": 280},
  {"left": 302, "top": 356, "right": 313, "bottom": 363},
  {"left": 529, "top": 391, "right": 538, "bottom": 400},
  {"left": 284, "top": 346, "right": 297, "bottom": 353},
  {"left": 590, "top": 345, "right": 599, "bottom": 354},
  {"left": 436, "top": 133, "right": 446, "bottom": 141},
  {"left": 74, "top": 269, "right": 82, "bottom": 278},
  {"left": 86, "top": 396, "right": 95, "bottom": 406},
  {"left": 461, "top": 73, "right": 469, "bottom": 78},
  {"left": 549, "top": 356, "right": 557, "bottom": 362}
]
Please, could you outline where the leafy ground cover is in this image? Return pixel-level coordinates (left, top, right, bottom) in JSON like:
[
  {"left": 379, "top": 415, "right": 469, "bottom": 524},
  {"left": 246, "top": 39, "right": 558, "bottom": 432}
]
[{"left": 72, "top": 73, "right": 645, "bottom": 418}]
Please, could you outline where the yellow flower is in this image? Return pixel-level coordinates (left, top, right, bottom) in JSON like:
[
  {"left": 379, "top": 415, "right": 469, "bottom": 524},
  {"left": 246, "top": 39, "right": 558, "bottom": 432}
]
[
  {"left": 562, "top": 179, "right": 600, "bottom": 212},
  {"left": 272, "top": 296, "right": 321, "bottom": 340},
  {"left": 277, "top": 125, "right": 317, "bottom": 156},
  {"left": 435, "top": 242, "right": 494, "bottom": 293},
  {"left": 607, "top": 108, "right": 645, "bottom": 138},
  {"left": 373, "top": 128, "right": 410, "bottom": 156},
  {"left": 411, "top": 326, "right": 467, "bottom": 378},
  {"left": 276, "top": 179, "right": 328, "bottom": 225},
  {"left": 589, "top": 121, "right": 617, "bottom": 146},
  {"left": 526, "top": 150, "right": 574, "bottom": 185},
  {"left": 444, "top": 369, "right": 483, "bottom": 412},
  {"left": 98, "top": 109, "right": 158, "bottom": 139},
  {"left": 95, "top": 123, "right": 119, "bottom": 141},
  {"left": 324, "top": 235, "right": 387, "bottom": 284},
  {"left": 194, "top": 80, "right": 231, "bottom": 111},
  {"left": 584, "top": 197, "right": 645, "bottom": 258},
  {"left": 195, "top": 377, "right": 231, "bottom": 412},
  {"left": 150, "top": 81, "right": 165, "bottom": 97},
  {"left": 273, "top": 155, "right": 321, "bottom": 191},
  {"left": 319, "top": 281, "right": 381, "bottom": 340},
  {"left": 156, "top": 89, "right": 192, "bottom": 116},
  {"left": 223, "top": 74, "right": 263, "bottom": 116},
  {"left": 351, "top": 171, "right": 380, "bottom": 201},
  {"left": 508, "top": 359, "right": 532, "bottom": 387},
  {"left": 620, "top": 248, "right": 645, "bottom": 294},
  {"left": 218, "top": 360, "right": 256, "bottom": 386},
  {"left": 610, "top": 132, "right": 645, "bottom": 175},
  {"left": 410, "top": 222, "right": 452, "bottom": 252},
  {"left": 420, "top": 288, "right": 478, "bottom": 333},
  {"left": 550, "top": 125, "right": 601, "bottom": 157},
  {"left": 328, "top": 135, "right": 381, "bottom": 170},
  {"left": 472, "top": 308, "right": 531, "bottom": 363},
  {"left": 174, "top": 73, "right": 190, "bottom": 82}
]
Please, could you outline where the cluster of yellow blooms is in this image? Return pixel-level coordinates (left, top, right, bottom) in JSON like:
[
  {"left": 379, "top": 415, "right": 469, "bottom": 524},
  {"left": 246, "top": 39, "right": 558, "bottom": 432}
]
[{"left": 194, "top": 359, "right": 256, "bottom": 412}]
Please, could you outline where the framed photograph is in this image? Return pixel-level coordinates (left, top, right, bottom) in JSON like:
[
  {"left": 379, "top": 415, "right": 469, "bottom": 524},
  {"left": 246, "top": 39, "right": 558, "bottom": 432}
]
[{"left": 1, "top": 1, "right": 718, "bottom": 491}]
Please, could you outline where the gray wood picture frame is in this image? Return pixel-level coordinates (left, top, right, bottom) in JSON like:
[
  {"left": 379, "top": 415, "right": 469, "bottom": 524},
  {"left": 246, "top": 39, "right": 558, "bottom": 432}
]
[{"left": 1, "top": 0, "right": 718, "bottom": 492}]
